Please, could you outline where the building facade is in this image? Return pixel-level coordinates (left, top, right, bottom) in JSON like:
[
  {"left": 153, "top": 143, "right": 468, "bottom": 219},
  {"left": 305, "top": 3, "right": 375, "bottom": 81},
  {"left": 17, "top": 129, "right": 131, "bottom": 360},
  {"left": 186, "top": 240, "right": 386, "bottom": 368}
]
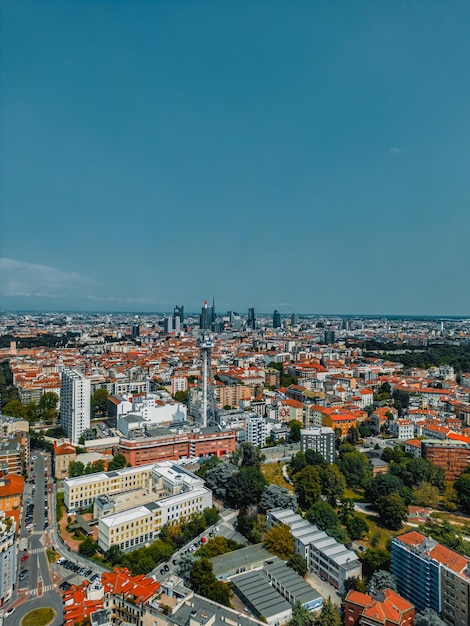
[
  {"left": 0, "top": 516, "right": 17, "bottom": 607},
  {"left": 61, "top": 369, "right": 91, "bottom": 444},
  {"left": 300, "top": 427, "right": 335, "bottom": 464}
]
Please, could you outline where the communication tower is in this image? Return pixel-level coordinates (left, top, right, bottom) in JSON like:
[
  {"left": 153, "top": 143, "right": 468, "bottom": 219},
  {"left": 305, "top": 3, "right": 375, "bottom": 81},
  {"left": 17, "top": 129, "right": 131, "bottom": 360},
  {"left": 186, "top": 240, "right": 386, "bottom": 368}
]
[{"left": 197, "top": 332, "right": 216, "bottom": 427}]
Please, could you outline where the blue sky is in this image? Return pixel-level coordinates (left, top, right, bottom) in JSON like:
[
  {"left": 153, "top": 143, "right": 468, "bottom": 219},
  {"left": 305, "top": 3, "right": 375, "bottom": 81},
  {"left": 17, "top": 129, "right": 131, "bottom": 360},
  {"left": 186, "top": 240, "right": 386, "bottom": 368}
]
[{"left": 1, "top": 0, "right": 469, "bottom": 315}]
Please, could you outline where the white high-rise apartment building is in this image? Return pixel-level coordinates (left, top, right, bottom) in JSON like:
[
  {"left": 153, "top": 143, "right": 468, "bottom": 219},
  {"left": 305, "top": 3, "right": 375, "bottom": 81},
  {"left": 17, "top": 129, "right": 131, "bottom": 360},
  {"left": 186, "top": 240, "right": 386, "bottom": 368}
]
[{"left": 61, "top": 369, "right": 91, "bottom": 444}]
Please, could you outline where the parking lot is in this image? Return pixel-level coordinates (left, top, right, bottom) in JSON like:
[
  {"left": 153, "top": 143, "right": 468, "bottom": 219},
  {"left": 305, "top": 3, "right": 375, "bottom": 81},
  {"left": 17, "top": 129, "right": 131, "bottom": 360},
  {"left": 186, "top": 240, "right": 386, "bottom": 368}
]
[{"left": 54, "top": 557, "right": 101, "bottom": 592}]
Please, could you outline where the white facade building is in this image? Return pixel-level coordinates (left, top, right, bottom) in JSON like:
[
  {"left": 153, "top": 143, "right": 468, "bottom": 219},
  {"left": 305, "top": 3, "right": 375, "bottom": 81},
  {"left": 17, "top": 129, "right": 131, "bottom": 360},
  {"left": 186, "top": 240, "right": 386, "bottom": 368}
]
[
  {"left": 0, "top": 516, "right": 17, "bottom": 605},
  {"left": 244, "top": 415, "right": 267, "bottom": 447},
  {"left": 60, "top": 369, "right": 91, "bottom": 444}
]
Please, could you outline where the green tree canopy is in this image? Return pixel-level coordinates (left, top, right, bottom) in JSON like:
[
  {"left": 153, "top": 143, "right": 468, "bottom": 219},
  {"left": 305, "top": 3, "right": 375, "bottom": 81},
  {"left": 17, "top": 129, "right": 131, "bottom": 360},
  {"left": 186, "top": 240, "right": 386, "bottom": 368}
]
[
  {"left": 318, "top": 464, "right": 346, "bottom": 506},
  {"left": 227, "top": 466, "right": 267, "bottom": 507},
  {"left": 376, "top": 492, "right": 408, "bottom": 530},
  {"left": 346, "top": 515, "right": 369, "bottom": 541},
  {"left": 339, "top": 451, "right": 372, "bottom": 488},
  {"left": 78, "top": 537, "right": 98, "bottom": 557},
  {"left": 264, "top": 524, "right": 295, "bottom": 560},
  {"left": 287, "top": 553, "right": 308, "bottom": 577},
  {"left": 91, "top": 388, "right": 109, "bottom": 416},
  {"left": 314, "top": 600, "right": 341, "bottom": 626},
  {"left": 288, "top": 420, "right": 303, "bottom": 443},
  {"left": 293, "top": 465, "right": 321, "bottom": 510},
  {"left": 189, "top": 558, "right": 231, "bottom": 606},
  {"left": 108, "top": 453, "right": 127, "bottom": 471},
  {"left": 231, "top": 442, "right": 265, "bottom": 468}
]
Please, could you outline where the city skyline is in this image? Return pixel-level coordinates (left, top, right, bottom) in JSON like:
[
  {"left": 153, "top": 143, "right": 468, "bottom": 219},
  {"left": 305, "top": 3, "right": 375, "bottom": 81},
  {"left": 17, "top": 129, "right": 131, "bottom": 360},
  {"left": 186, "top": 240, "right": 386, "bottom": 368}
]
[{"left": 1, "top": 1, "right": 469, "bottom": 316}]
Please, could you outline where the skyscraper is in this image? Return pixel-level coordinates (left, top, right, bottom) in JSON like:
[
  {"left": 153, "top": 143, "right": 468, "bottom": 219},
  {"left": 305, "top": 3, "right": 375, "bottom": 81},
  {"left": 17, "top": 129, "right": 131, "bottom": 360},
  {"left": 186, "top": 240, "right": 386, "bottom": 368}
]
[
  {"left": 174, "top": 305, "right": 184, "bottom": 326},
  {"left": 60, "top": 369, "right": 91, "bottom": 444},
  {"left": 247, "top": 307, "right": 256, "bottom": 329},
  {"left": 273, "top": 310, "right": 281, "bottom": 328},
  {"left": 200, "top": 301, "right": 210, "bottom": 330}
]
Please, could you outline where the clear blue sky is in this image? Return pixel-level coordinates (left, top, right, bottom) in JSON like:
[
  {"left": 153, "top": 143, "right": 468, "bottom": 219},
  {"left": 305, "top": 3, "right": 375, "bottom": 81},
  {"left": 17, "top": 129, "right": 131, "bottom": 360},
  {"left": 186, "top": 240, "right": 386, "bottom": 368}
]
[{"left": 1, "top": 0, "right": 469, "bottom": 315}]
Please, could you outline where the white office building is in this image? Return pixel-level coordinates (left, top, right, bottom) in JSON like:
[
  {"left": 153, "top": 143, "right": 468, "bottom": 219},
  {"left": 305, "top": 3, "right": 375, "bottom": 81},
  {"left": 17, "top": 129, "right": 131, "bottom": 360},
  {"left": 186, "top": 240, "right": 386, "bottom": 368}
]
[{"left": 61, "top": 369, "right": 91, "bottom": 444}]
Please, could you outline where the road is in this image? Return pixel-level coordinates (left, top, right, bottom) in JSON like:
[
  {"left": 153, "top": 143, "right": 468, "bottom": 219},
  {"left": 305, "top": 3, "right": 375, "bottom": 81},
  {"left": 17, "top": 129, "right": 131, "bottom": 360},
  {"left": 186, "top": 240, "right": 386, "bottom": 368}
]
[{"left": 4, "top": 451, "right": 63, "bottom": 625}]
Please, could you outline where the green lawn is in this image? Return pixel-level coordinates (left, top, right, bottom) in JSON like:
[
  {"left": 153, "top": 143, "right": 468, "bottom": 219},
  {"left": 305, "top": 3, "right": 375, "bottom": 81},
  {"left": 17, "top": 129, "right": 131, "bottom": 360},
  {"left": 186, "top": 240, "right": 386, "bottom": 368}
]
[
  {"left": 22, "top": 607, "right": 56, "bottom": 626},
  {"left": 261, "top": 462, "right": 294, "bottom": 492},
  {"left": 343, "top": 487, "right": 365, "bottom": 502}
]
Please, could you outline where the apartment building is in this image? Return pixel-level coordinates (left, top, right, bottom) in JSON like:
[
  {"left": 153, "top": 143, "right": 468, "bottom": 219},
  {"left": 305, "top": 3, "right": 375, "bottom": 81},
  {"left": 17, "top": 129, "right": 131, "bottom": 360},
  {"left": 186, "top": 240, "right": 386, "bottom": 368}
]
[
  {"left": 243, "top": 415, "right": 267, "bottom": 447},
  {"left": 300, "top": 427, "right": 335, "bottom": 464},
  {"left": 61, "top": 369, "right": 91, "bottom": 444},
  {"left": 391, "top": 531, "right": 470, "bottom": 625},
  {"left": 344, "top": 589, "right": 415, "bottom": 626},
  {"left": 53, "top": 441, "right": 77, "bottom": 480},
  {"left": 0, "top": 515, "right": 17, "bottom": 607},
  {"left": 389, "top": 419, "right": 415, "bottom": 441},
  {"left": 0, "top": 473, "right": 24, "bottom": 527},
  {"left": 421, "top": 440, "right": 470, "bottom": 481}
]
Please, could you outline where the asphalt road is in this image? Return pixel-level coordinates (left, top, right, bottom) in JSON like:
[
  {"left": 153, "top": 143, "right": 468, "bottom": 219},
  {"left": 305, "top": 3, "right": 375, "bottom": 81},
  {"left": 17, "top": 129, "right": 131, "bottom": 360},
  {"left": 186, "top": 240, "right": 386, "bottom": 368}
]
[{"left": 4, "top": 452, "right": 63, "bottom": 625}]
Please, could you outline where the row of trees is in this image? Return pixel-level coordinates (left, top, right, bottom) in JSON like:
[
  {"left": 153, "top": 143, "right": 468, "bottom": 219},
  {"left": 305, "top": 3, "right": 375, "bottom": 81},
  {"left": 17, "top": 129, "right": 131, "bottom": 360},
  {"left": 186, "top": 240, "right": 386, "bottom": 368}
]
[
  {"left": 3, "top": 391, "right": 59, "bottom": 424},
  {"left": 68, "top": 453, "right": 128, "bottom": 478}
]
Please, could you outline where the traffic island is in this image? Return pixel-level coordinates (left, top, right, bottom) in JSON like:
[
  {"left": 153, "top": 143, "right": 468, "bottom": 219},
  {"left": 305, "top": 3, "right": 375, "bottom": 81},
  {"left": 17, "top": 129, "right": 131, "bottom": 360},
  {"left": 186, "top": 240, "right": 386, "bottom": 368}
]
[{"left": 21, "top": 607, "right": 56, "bottom": 626}]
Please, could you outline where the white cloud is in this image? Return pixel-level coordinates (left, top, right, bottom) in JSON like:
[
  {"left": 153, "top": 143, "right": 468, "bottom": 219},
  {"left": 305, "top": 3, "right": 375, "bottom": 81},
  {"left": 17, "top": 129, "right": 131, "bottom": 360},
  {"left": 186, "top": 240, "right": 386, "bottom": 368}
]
[
  {"left": 0, "top": 258, "right": 82, "bottom": 297},
  {"left": 388, "top": 146, "right": 403, "bottom": 154}
]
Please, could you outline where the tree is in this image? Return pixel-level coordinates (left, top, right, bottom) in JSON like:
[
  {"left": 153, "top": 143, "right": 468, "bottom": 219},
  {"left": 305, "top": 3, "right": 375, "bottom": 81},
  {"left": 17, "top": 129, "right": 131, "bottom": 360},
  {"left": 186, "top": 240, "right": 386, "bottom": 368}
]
[
  {"left": 261, "top": 485, "right": 298, "bottom": 512},
  {"left": 318, "top": 464, "right": 346, "bottom": 506},
  {"left": 176, "top": 552, "right": 195, "bottom": 586},
  {"left": 90, "top": 388, "right": 109, "bottom": 416},
  {"left": 343, "top": 577, "right": 367, "bottom": 594},
  {"left": 293, "top": 465, "right": 321, "bottom": 510},
  {"left": 287, "top": 553, "right": 308, "bottom": 577},
  {"left": 339, "top": 451, "right": 372, "bottom": 488},
  {"left": 376, "top": 493, "right": 408, "bottom": 530},
  {"left": 290, "top": 451, "right": 307, "bottom": 476},
  {"left": 2, "top": 399, "right": 25, "bottom": 418},
  {"left": 68, "top": 460, "right": 85, "bottom": 477},
  {"left": 364, "top": 474, "right": 403, "bottom": 503},
  {"left": 79, "top": 537, "right": 97, "bottom": 557},
  {"left": 346, "top": 426, "right": 359, "bottom": 445},
  {"left": 227, "top": 466, "right": 267, "bottom": 507},
  {"left": 189, "top": 558, "right": 231, "bottom": 606},
  {"left": 414, "top": 608, "right": 446, "bottom": 626},
  {"left": 289, "top": 599, "right": 312, "bottom": 626},
  {"left": 197, "top": 455, "right": 222, "bottom": 478},
  {"left": 264, "top": 525, "right": 294, "bottom": 560},
  {"left": 231, "top": 442, "right": 265, "bottom": 468},
  {"left": 288, "top": 420, "right": 303, "bottom": 443},
  {"left": 367, "top": 570, "right": 397, "bottom": 595},
  {"left": 360, "top": 547, "right": 391, "bottom": 578},
  {"left": 108, "top": 453, "right": 127, "bottom": 471},
  {"left": 38, "top": 391, "right": 59, "bottom": 413},
  {"left": 205, "top": 463, "right": 238, "bottom": 501},
  {"left": 173, "top": 390, "right": 189, "bottom": 404},
  {"left": 306, "top": 501, "right": 340, "bottom": 534},
  {"left": 305, "top": 449, "right": 327, "bottom": 467},
  {"left": 346, "top": 515, "right": 369, "bottom": 541},
  {"left": 104, "top": 545, "right": 123, "bottom": 566},
  {"left": 455, "top": 472, "right": 470, "bottom": 513},
  {"left": 411, "top": 482, "right": 440, "bottom": 507},
  {"left": 196, "top": 536, "right": 243, "bottom": 558},
  {"left": 313, "top": 600, "right": 341, "bottom": 626}
]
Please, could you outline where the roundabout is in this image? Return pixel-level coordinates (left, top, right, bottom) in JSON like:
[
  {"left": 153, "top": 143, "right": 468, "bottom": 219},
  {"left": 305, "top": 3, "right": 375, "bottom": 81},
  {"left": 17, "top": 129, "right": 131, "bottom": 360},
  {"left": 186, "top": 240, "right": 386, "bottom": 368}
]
[{"left": 21, "top": 607, "right": 56, "bottom": 626}]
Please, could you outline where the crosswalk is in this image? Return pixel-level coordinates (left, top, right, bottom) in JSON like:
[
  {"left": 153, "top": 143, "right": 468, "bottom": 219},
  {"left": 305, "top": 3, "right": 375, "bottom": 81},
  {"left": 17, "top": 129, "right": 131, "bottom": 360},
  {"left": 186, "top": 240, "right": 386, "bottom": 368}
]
[
  {"left": 29, "top": 584, "right": 54, "bottom": 596},
  {"left": 27, "top": 547, "right": 44, "bottom": 554}
]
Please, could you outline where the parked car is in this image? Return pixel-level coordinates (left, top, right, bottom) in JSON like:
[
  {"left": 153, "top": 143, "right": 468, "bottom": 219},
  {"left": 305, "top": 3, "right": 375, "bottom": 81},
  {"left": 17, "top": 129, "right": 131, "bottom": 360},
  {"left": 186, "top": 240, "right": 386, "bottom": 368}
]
[
  {"left": 19, "top": 570, "right": 29, "bottom": 581},
  {"left": 4, "top": 607, "right": 16, "bottom": 617},
  {"left": 21, "top": 554, "right": 29, "bottom": 562}
]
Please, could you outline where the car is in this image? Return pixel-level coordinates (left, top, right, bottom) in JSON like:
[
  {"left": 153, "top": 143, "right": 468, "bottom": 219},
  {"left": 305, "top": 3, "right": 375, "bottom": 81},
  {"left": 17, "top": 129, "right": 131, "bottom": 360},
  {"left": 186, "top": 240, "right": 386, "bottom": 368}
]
[
  {"left": 21, "top": 554, "right": 29, "bottom": 562},
  {"left": 73, "top": 565, "right": 80, "bottom": 572},
  {"left": 19, "top": 570, "right": 29, "bottom": 581},
  {"left": 160, "top": 568, "right": 165, "bottom": 575},
  {"left": 31, "top": 455, "right": 37, "bottom": 461},
  {"left": 164, "top": 564, "right": 169, "bottom": 572},
  {"left": 4, "top": 607, "right": 16, "bottom": 617},
  {"left": 25, "top": 524, "right": 33, "bottom": 530},
  {"left": 91, "top": 573, "right": 100, "bottom": 582},
  {"left": 84, "top": 569, "right": 92, "bottom": 577}
]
